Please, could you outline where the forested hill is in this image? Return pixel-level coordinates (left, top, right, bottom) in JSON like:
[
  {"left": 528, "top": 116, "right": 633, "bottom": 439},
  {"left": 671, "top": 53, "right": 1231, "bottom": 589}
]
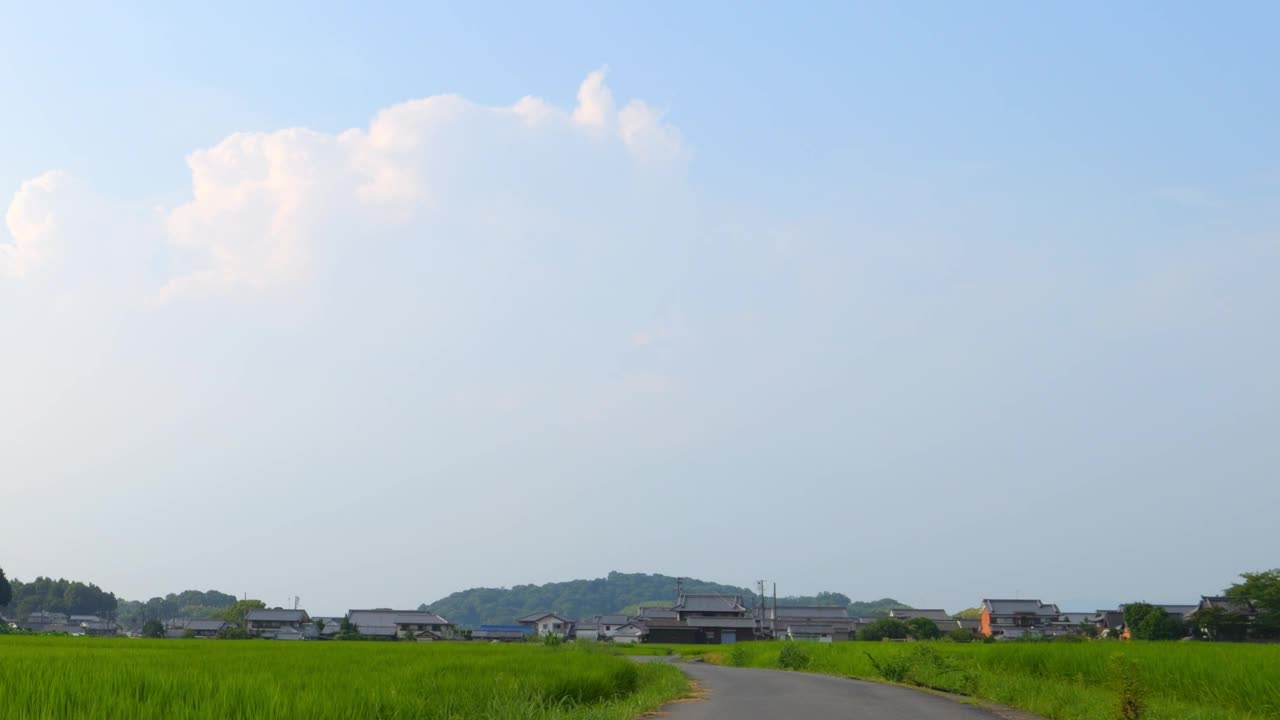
[{"left": 419, "top": 571, "right": 909, "bottom": 627}]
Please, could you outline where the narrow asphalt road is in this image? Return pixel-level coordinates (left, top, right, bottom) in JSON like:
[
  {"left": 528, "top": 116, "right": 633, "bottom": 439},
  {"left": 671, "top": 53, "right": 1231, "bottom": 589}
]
[{"left": 653, "top": 661, "right": 1006, "bottom": 719}]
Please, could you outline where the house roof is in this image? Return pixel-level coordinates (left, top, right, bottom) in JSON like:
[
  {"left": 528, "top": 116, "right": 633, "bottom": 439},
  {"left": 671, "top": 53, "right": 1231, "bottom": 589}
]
[
  {"left": 773, "top": 606, "right": 850, "bottom": 619},
  {"left": 614, "top": 625, "right": 646, "bottom": 636},
  {"left": 69, "top": 615, "right": 103, "bottom": 623},
  {"left": 983, "top": 599, "right": 1060, "bottom": 616},
  {"left": 173, "top": 619, "right": 230, "bottom": 632},
  {"left": 889, "top": 609, "right": 950, "bottom": 621},
  {"left": 672, "top": 594, "right": 747, "bottom": 613},
  {"left": 81, "top": 621, "right": 117, "bottom": 631},
  {"left": 595, "top": 614, "right": 630, "bottom": 625},
  {"left": 516, "top": 612, "right": 572, "bottom": 624},
  {"left": 246, "top": 609, "right": 309, "bottom": 622},
  {"left": 348, "top": 610, "right": 451, "bottom": 627},
  {"left": 1057, "top": 612, "right": 1095, "bottom": 624},
  {"left": 685, "top": 617, "right": 756, "bottom": 629},
  {"left": 1199, "top": 597, "right": 1256, "bottom": 614},
  {"left": 637, "top": 607, "right": 679, "bottom": 619}
]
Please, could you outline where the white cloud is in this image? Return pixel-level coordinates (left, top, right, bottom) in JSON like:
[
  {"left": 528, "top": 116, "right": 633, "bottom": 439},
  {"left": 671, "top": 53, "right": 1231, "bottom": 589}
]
[
  {"left": 2, "top": 171, "right": 72, "bottom": 277},
  {"left": 152, "top": 69, "right": 684, "bottom": 300},
  {"left": 2, "top": 70, "right": 684, "bottom": 302}
]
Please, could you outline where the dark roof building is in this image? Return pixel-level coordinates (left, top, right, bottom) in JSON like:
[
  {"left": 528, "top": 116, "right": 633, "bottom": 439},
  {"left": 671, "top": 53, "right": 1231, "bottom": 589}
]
[
  {"left": 672, "top": 594, "right": 749, "bottom": 619},
  {"left": 347, "top": 610, "right": 454, "bottom": 639}
]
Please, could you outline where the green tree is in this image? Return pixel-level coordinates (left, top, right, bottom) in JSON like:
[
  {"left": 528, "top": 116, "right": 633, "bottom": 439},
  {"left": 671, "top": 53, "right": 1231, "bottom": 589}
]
[
  {"left": 856, "top": 617, "right": 909, "bottom": 641},
  {"left": 1224, "top": 568, "right": 1280, "bottom": 640},
  {"left": 905, "top": 617, "right": 942, "bottom": 640},
  {"left": 141, "top": 619, "right": 165, "bottom": 638},
  {"left": 219, "top": 599, "right": 266, "bottom": 628},
  {"left": 946, "top": 627, "right": 973, "bottom": 643},
  {"left": 1123, "top": 603, "right": 1185, "bottom": 641},
  {"left": 0, "top": 567, "right": 11, "bottom": 609}
]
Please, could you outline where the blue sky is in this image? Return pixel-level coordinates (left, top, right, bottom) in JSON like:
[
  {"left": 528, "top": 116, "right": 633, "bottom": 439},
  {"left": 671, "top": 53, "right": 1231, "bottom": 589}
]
[{"left": 1, "top": 1, "right": 1277, "bottom": 615}]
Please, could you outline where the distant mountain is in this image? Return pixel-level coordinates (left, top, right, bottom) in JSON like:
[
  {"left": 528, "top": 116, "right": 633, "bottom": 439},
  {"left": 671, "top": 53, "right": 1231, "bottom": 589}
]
[{"left": 419, "top": 571, "right": 910, "bottom": 627}]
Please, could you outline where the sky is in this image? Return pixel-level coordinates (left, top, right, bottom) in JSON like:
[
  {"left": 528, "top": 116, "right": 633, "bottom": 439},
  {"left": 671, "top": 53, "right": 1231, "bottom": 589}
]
[{"left": 1, "top": 1, "right": 1277, "bottom": 617}]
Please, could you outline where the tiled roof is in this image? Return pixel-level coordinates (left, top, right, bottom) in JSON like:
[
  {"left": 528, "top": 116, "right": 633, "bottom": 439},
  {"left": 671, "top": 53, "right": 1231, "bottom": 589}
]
[
  {"left": 773, "top": 606, "right": 849, "bottom": 619},
  {"left": 983, "top": 599, "right": 1059, "bottom": 616},
  {"left": 171, "top": 619, "right": 229, "bottom": 632},
  {"left": 889, "top": 609, "right": 951, "bottom": 621},
  {"left": 673, "top": 594, "right": 747, "bottom": 613},
  {"left": 246, "top": 609, "right": 309, "bottom": 622},
  {"left": 637, "top": 607, "right": 678, "bottom": 619},
  {"left": 1200, "top": 597, "right": 1256, "bottom": 614},
  {"left": 348, "top": 610, "right": 451, "bottom": 628},
  {"left": 516, "top": 611, "right": 571, "bottom": 624},
  {"left": 595, "top": 614, "right": 630, "bottom": 625}
]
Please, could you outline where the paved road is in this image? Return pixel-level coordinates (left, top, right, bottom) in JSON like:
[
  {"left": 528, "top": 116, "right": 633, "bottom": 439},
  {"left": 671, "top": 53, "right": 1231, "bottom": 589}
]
[{"left": 655, "top": 661, "right": 1005, "bottom": 719}]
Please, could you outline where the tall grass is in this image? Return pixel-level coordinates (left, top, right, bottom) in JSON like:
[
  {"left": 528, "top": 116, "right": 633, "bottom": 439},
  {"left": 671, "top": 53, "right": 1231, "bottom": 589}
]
[
  {"left": 0, "top": 637, "right": 687, "bottom": 720},
  {"left": 708, "top": 641, "right": 1280, "bottom": 720}
]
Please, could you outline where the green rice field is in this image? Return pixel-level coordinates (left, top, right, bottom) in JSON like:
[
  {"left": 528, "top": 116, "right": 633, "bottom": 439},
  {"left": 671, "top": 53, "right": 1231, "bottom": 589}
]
[
  {"left": 701, "top": 640, "right": 1280, "bottom": 720},
  {"left": 0, "top": 637, "right": 688, "bottom": 720}
]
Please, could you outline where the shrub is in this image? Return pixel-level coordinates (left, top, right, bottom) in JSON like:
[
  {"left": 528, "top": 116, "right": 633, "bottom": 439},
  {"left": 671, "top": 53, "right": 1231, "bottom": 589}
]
[
  {"left": 141, "top": 620, "right": 164, "bottom": 639},
  {"left": 906, "top": 617, "right": 942, "bottom": 640},
  {"left": 727, "top": 644, "right": 749, "bottom": 667},
  {"left": 778, "top": 643, "right": 811, "bottom": 670},
  {"left": 542, "top": 633, "right": 564, "bottom": 647},
  {"left": 856, "top": 618, "right": 910, "bottom": 642},
  {"left": 947, "top": 628, "right": 973, "bottom": 643},
  {"left": 216, "top": 627, "right": 250, "bottom": 640}
]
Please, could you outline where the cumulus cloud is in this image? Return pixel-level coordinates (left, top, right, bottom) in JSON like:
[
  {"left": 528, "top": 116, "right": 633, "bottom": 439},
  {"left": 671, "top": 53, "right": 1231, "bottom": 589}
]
[
  {"left": 153, "top": 69, "right": 684, "bottom": 300},
  {"left": 2, "top": 70, "right": 684, "bottom": 302},
  {"left": 2, "top": 171, "right": 73, "bottom": 277}
]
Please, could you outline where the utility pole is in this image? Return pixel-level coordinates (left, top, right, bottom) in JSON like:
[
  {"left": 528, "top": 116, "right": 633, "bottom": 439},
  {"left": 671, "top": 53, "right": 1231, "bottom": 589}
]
[
  {"left": 756, "top": 580, "right": 766, "bottom": 634},
  {"left": 772, "top": 583, "right": 777, "bottom": 637},
  {"left": 675, "top": 577, "right": 685, "bottom": 603}
]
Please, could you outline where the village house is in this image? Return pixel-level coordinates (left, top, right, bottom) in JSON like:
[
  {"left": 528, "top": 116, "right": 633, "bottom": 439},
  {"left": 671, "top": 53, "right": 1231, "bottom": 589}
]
[
  {"left": 889, "top": 608, "right": 981, "bottom": 636},
  {"left": 348, "top": 609, "right": 456, "bottom": 640},
  {"left": 770, "top": 606, "right": 853, "bottom": 640},
  {"left": 244, "top": 609, "right": 311, "bottom": 639},
  {"left": 23, "top": 611, "right": 70, "bottom": 631},
  {"left": 164, "top": 618, "right": 232, "bottom": 639},
  {"left": 610, "top": 622, "right": 646, "bottom": 644},
  {"left": 516, "top": 612, "right": 573, "bottom": 638},
  {"left": 639, "top": 617, "right": 701, "bottom": 644},
  {"left": 595, "top": 614, "right": 631, "bottom": 639},
  {"left": 80, "top": 620, "right": 120, "bottom": 637},
  {"left": 980, "top": 599, "right": 1061, "bottom": 639},
  {"left": 1195, "top": 596, "right": 1256, "bottom": 620},
  {"left": 1091, "top": 610, "right": 1126, "bottom": 636},
  {"left": 573, "top": 621, "right": 599, "bottom": 642},
  {"left": 671, "top": 594, "right": 755, "bottom": 644}
]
